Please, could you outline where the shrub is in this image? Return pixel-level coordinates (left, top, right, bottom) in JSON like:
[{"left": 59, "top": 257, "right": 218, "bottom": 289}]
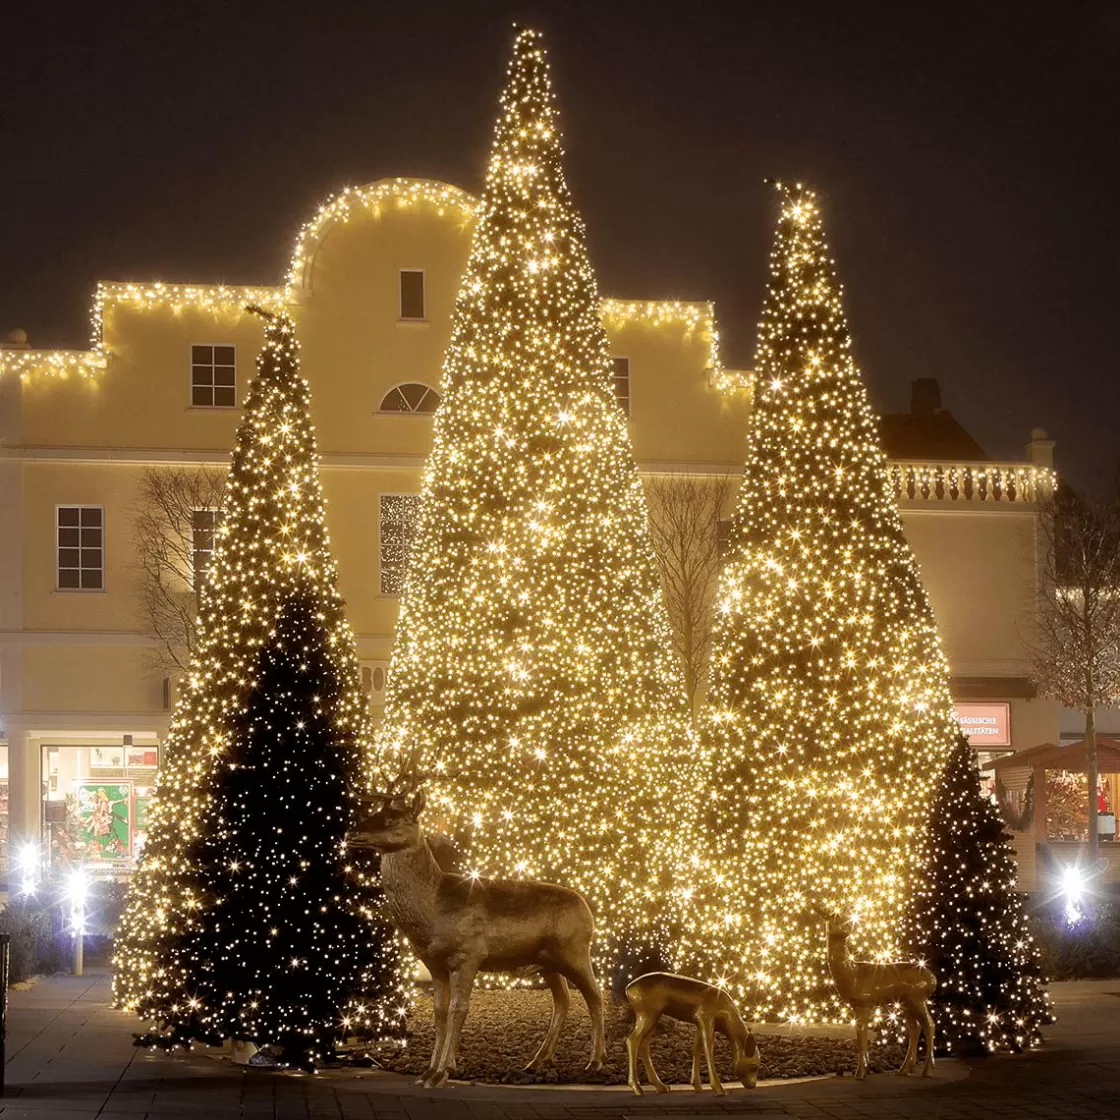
[
  {"left": 0, "top": 896, "right": 64, "bottom": 983},
  {"left": 1031, "top": 899, "right": 1120, "bottom": 979}
]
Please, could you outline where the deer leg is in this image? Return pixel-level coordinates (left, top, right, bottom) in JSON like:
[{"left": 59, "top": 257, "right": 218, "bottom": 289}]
[
  {"left": 526, "top": 971, "right": 569, "bottom": 1070},
  {"left": 898, "top": 1008, "right": 918, "bottom": 1076},
  {"left": 425, "top": 964, "right": 476, "bottom": 1089},
  {"left": 639, "top": 1029, "right": 668, "bottom": 1093},
  {"left": 918, "top": 1001, "right": 935, "bottom": 1078},
  {"left": 420, "top": 971, "right": 450, "bottom": 1084},
  {"left": 699, "top": 1016, "right": 725, "bottom": 1095},
  {"left": 854, "top": 1010, "right": 870, "bottom": 1080},
  {"left": 560, "top": 949, "right": 605, "bottom": 1071},
  {"left": 625, "top": 1012, "right": 646, "bottom": 1095},
  {"left": 690, "top": 1027, "right": 705, "bottom": 1091}
]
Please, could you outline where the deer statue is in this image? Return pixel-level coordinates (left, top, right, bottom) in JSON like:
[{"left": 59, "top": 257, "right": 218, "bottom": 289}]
[
  {"left": 812, "top": 905, "right": 936, "bottom": 1080},
  {"left": 347, "top": 786, "right": 606, "bottom": 1088},
  {"left": 625, "top": 972, "right": 760, "bottom": 1096}
]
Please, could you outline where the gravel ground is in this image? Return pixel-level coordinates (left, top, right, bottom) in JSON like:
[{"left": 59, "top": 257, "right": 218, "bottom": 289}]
[{"left": 370, "top": 989, "right": 909, "bottom": 1085}]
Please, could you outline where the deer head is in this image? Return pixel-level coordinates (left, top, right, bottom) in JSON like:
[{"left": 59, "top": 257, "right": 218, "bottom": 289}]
[
  {"left": 349, "top": 788, "right": 426, "bottom": 852},
  {"left": 734, "top": 1037, "right": 761, "bottom": 1089}
]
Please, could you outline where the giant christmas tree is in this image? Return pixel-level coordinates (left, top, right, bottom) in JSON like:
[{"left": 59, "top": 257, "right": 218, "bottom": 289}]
[
  {"left": 687, "top": 183, "right": 958, "bottom": 1022},
  {"left": 113, "top": 311, "right": 403, "bottom": 1066},
  {"left": 375, "top": 29, "right": 699, "bottom": 962},
  {"left": 907, "top": 735, "right": 1051, "bottom": 1053}
]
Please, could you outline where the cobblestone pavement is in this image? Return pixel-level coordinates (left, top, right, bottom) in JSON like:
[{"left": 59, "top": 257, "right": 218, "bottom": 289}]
[{"left": 4, "top": 971, "right": 1119, "bottom": 1119}]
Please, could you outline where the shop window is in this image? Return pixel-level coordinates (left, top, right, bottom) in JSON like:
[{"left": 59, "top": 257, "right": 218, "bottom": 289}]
[
  {"left": 57, "top": 506, "right": 103, "bottom": 590},
  {"left": 379, "top": 383, "right": 441, "bottom": 414},
  {"left": 191, "top": 344, "right": 237, "bottom": 407},
  {"left": 379, "top": 494, "right": 422, "bottom": 596},
  {"left": 399, "top": 270, "right": 426, "bottom": 320},
  {"left": 41, "top": 741, "right": 160, "bottom": 871},
  {"left": 612, "top": 357, "right": 630, "bottom": 416}
]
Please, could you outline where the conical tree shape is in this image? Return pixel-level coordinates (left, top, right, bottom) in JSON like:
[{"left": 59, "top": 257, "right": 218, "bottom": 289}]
[
  {"left": 907, "top": 736, "right": 1051, "bottom": 1053},
  {"left": 113, "top": 312, "right": 403, "bottom": 1065},
  {"left": 688, "top": 183, "right": 958, "bottom": 1021},
  {"left": 375, "top": 28, "right": 699, "bottom": 963}
]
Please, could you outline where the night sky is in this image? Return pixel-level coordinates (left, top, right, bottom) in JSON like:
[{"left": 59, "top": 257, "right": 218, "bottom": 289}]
[{"left": 4, "top": 1, "right": 1117, "bottom": 492}]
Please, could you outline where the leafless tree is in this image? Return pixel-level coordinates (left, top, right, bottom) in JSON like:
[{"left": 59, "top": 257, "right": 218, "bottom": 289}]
[
  {"left": 133, "top": 466, "right": 227, "bottom": 673},
  {"left": 645, "top": 472, "right": 736, "bottom": 714},
  {"left": 1027, "top": 485, "right": 1120, "bottom": 862}
]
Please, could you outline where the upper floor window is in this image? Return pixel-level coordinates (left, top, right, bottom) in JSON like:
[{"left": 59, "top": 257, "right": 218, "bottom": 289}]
[
  {"left": 191, "top": 344, "right": 236, "bottom": 408},
  {"left": 716, "top": 517, "right": 735, "bottom": 561},
  {"left": 380, "top": 383, "right": 441, "bottom": 414},
  {"left": 380, "top": 494, "right": 422, "bottom": 596},
  {"left": 399, "top": 270, "right": 426, "bottom": 321},
  {"left": 612, "top": 357, "right": 631, "bottom": 417},
  {"left": 191, "top": 508, "right": 224, "bottom": 589},
  {"left": 57, "top": 506, "right": 103, "bottom": 590}
]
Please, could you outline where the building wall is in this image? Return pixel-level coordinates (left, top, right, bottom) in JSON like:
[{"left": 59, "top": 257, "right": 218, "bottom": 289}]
[{"left": 0, "top": 177, "right": 1059, "bottom": 875}]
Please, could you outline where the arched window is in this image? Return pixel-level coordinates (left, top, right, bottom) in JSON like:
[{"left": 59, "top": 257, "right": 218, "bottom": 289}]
[{"left": 379, "top": 382, "right": 441, "bottom": 414}]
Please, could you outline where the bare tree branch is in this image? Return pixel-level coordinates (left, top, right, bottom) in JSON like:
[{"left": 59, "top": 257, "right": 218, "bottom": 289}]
[
  {"left": 645, "top": 472, "right": 736, "bottom": 714},
  {"left": 1025, "top": 484, "right": 1120, "bottom": 859},
  {"left": 132, "top": 466, "right": 227, "bottom": 674}
]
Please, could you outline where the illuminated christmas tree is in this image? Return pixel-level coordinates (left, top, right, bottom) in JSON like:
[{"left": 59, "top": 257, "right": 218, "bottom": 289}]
[
  {"left": 375, "top": 29, "right": 699, "bottom": 965},
  {"left": 689, "top": 183, "right": 958, "bottom": 1021},
  {"left": 113, "top": 311, "right": 403, "bottom": 1066},
  {"left": 907, "top": 735, "right": 1051, "bottom": 1053}
]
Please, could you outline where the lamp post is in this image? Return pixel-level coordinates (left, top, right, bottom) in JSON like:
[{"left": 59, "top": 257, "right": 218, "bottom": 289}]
[{"left": 68, "top": 869, "right": 88, "bottom": 976}]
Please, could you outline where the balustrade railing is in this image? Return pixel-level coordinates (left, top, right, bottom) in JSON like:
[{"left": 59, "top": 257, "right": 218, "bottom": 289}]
[{"left": 889, "top": 461, "right": 1055, "bottom": 504}]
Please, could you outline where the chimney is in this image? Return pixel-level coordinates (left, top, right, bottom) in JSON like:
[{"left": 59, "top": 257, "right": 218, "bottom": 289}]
[
  {"left": 910, "top": 378, "right": 942, "bottom": 417},
  {"left": 1026, "top": 427, "right": 1055, "bottom": 470}
]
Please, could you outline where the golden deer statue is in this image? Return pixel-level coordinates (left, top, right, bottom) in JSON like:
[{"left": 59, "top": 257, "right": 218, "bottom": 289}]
[
  {"left": 813, "top": 905, "right": 936, "bottom": 1080},
  {"left": 625, "top": 972, "right": 760, "bottom": 1096},
  {"left": 348, "top": 787, "right": 606, "bottom": 1088}
]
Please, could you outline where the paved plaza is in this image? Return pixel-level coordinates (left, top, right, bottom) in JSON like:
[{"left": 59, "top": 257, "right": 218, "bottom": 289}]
[{"left": 3, "top": 971, "right": 1118, "bottom": 1120}]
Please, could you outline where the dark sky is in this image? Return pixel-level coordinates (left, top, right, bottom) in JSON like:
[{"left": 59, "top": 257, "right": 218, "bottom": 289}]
[{"left": 4, "top": 1, "right": 1118, "bottom": 492}]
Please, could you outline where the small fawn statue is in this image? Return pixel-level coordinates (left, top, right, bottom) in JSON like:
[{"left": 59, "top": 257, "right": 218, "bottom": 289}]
[
  {"left": 814, "top": 906, "right": 936, "bottom": 1080},
  {"left": 348, "top": 787, "right": 606, "bottom": 1088},
  {"left": 625, "top": 972, "right": 760, "bottom": 1096}
]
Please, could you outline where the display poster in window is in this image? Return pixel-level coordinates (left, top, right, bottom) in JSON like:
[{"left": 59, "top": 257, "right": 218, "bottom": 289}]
[
  {"left": 954, "top": 702, "right": 1012, "bottom": 747},
  {"left": 127, "top": 746, "right": 159, "bottom": 769},
  {"left": 75, "top": 780, "right": 132, "bottom": 860},
  {"left": 133, "top": 792, "right": 154, "bottom": 855},
  {"left": 91, "top": 745, "right": 125, "bottom": 769}
]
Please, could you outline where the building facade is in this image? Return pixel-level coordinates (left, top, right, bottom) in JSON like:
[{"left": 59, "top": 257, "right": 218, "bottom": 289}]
[{"left": 0, "top": 177, "right": 1059, "bottom": 882}]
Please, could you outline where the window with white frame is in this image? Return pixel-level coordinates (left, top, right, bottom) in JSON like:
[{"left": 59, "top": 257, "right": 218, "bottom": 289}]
[
  {"left": 379, "top": 383, "right": 441, "bottom": 413},
  {"left": 612, "top": 356, "right": 631, "bottom": 416},
  {"left": 57, "top": 506, "right": 104, "bottom": 590},
  {"left": 191, "top": 509, "right": 224, "bottom": 589},
  {"left": 191, "top": 344, "right": 236, "bottom": 407},
  {"left": 379, "top": 494, "right": 422, "bottom": 596},
  {"left": 399, "top": 270, "right": 426, "bottom": 320}
]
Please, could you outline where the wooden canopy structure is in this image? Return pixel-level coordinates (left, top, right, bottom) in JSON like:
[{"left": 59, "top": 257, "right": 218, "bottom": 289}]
[{"left": 986, "top": 736, "right": 1120, "bottom": 848}]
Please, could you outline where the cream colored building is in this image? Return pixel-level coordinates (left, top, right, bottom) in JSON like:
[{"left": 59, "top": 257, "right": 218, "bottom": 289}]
[{"left": 0, "top": 177, "right": 1059, "bottom": 883}]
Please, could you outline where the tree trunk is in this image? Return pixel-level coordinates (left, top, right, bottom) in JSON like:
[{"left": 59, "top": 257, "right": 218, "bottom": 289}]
[{"left": 1086, "top": 705, "right": 1099, "bottom": 864}]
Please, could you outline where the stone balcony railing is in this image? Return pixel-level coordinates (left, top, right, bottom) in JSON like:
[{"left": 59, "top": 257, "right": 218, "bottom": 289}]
[{"left": 890, "top": 461, "right": 1056, "bottom": 505}]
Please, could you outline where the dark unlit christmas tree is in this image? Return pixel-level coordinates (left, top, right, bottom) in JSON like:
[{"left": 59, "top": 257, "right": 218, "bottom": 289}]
[
  {"left": 908, "top": 736, "right": 1051, "bottom": 1053},
  {"left": 375, "top": 29, "right": 700, "bottom": 964},
  {"left": 686, "top": 183, "right": 959, "bottom": 1022},
  {"left": 113, "top": 311, "right": 403, "bottom": 1067}
]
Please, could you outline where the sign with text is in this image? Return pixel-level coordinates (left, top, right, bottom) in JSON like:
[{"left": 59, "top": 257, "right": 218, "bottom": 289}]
[{"left": 955, "top": 702, "right": 1011, "bottom": 747}]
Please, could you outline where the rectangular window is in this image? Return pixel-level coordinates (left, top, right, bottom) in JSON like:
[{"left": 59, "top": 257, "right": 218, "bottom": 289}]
[
  {"left": 57, "top": 506, "right": 104, "bottom": 590},
  {"left": 191, "top": 344, "right": 237, "bottom": 408},
  {"left": 399, "top": 270, "right": 426, "bottom": 321},
  {"left": 380, "top": 494, "right": 422, "bottom": 596},
  {"left": 191, "top": 508, "right": 223, "bottom": 589},
  {"left": 612, "top": 357, "right": 631, "bottom": 416}
]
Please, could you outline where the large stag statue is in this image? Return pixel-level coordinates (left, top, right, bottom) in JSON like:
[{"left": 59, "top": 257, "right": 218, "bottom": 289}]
[
  {"left": 814, "top": 905, "right": 936, "bottom": 1080},
  {"left": 348, "top": 787, "right": 606, "bottom": 1088},
  {"left": 625, "top": 972, "right": 760, "bottom": 1096}
]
